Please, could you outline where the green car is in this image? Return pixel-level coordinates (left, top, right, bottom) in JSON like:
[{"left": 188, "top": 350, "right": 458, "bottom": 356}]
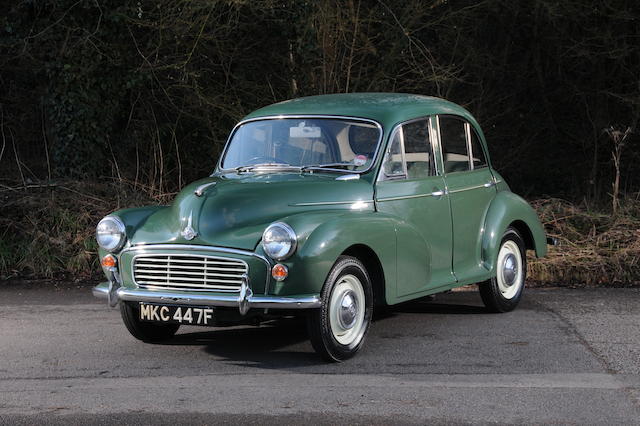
[{"left": 93, "top": 93, "right": 549, "bottom": 361}]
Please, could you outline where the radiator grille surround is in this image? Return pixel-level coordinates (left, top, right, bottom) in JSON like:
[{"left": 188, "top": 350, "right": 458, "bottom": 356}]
[{"left": 132, "top": 254, "right": 247, "bottom": 292}]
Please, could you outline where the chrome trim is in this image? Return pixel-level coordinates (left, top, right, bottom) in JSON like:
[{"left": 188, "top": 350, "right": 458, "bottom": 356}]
[
  {"left": 290, "top": 199, "right": 374, "bottom": 207},
  {"left": 431, "top": 190, "right": 445, "bottom": 197},
  {"left": 122, "top": 244, "right": 272, "bottom": 295},
  {"left": 194, "top": 181, "right": 217, "bottom": 197},
  {"left": 215, "top": 115, "right": 384, "bottom": 175},
  {"left": 115, "top": 287, "right": 321, "bottom": 310},
  {"left": 180, "top": 211, "right": 198, "bottom": 241},
  {"left": 93, "top": 283, "right": 109, "bottom": 299},
  {"left": 376, "top": 192, "right": 442, "bottom": 202},
  {"left": 335, "top": 174, "right": 360, "bottom": 181},
  {"left": 376, "top": 116, "right": 437, "bottom": 183},
  {"left": 448, "top": 183, "right": 492, "bottom": 194},
  {"left": 96, "top": 215, "right": 127, "bottom": 252},
  {"left": 262, "top": 222, "right": 297, "bottom": 261},
  {"left": 131, "top": 253, "right": 248, "bottom": 292}
]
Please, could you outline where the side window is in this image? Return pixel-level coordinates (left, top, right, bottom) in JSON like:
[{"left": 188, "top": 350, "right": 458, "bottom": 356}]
[
  {"left": 469, "top": 127, "right": 487, "bottom": 168},
  {"left": 439, "top": 116, "right": 470, "bottom": 173},
  {"left": 381, "top": 130, "right": 405, "bottom": 178},
  {"left": 403, "top": 119, "right": 433, "bottom": 179}
]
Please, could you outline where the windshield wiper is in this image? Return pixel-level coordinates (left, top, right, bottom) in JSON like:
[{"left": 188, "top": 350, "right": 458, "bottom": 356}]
[
  {"left": 235, "top": 163, "right": 301, "bottom": 173},
  {"left": 300, "top": 162, "right": 355, "bottom": 173}
]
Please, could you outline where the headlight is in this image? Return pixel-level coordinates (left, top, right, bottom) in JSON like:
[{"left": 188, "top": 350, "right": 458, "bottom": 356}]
[
  {"left": 96, "top": 216, "right": 126, "bottom": 252},
  {"left": 262, "top": 222, "right": 297, "bottom": 261}
]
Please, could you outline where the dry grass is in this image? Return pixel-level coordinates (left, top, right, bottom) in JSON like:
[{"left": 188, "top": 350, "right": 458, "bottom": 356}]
[
  {"left": 1, "top": 181, "right": 639, "bottom": 286},
  {"left": 0, "top": 180, "right": 167, "bottom": 280},
  {"left": 528, "top": 197, "right": 640, "bottom": 287}
]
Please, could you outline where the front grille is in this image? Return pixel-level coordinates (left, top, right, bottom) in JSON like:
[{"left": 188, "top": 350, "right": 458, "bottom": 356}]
[{"left": 132, "top": 254, "right": 247, "bottom": 292}]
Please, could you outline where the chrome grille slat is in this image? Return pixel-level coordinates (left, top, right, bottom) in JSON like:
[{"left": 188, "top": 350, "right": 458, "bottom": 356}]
[
  {"left": 135, "top": 274, "right": 243, "bottom": 284},
  {"left": 132, "top": 253, "right": 247, "bottom": 292},
  {"left": 134, "top": 264, "right": 243, "bottom": 272}
]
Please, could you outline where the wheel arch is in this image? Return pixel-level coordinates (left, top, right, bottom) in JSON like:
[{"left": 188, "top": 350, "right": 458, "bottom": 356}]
[
  {"left": 482, "top": 191, "right": 547, "bottom": 273},
  {"left": 342, "top": 244, "right": 387, "bottom": 307},
  {"left": 509, "top": 219, "right": 535, "bottom": 251}
]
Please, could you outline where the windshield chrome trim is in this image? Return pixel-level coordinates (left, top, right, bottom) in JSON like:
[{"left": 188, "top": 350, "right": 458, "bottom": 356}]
[{"left": 215, "top": 115, "right": 384, "bottom": 175}]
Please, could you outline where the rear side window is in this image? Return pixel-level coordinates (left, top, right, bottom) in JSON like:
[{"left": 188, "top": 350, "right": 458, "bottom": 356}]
[
  {"left": 469, "top": 128, "right": 487, "bottom": 168},
  {"left": 438, "top": 116, "right": 470, "bottom": 173}
]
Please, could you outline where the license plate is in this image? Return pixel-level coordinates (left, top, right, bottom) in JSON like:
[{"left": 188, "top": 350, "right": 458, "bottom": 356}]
[{"left": 139, "top": 303, "right": 214, "bottom": 326}]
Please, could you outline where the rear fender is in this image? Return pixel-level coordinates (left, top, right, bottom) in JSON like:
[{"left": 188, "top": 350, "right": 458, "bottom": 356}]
[{"left": 482, "top": 191, "right": 547, "bottom": 273}]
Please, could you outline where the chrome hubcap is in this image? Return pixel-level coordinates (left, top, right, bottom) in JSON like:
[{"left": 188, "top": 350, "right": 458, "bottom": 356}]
[
  {"left": 328, "top": 274, "right": 367, "bottom": 347},
  {"left": 496, "top": 240, "right": 523, "bottom": 300},
  {"left": 338, "top": 290, "right": 358, "bottom": 329},
  {"left": 502, "top": 253, "right": 518, "bottom": 286}
]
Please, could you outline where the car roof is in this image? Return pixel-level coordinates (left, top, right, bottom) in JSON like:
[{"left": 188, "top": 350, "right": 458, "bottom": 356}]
[{"left": 242, "top": 93, "right": 480, "bottom": 130}]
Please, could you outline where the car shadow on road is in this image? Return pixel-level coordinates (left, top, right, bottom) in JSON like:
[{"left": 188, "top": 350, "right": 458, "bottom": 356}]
[
  {"left": 155, "top": 294, "right": 489, "bottom": 367},
  {"left": 160, "top": 317, "right": 325, "bottom": 368}
]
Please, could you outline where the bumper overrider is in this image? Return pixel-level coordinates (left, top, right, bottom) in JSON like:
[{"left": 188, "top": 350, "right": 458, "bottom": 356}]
[{"left": 93, "top": 247, "right": 320, "bottom": 314}]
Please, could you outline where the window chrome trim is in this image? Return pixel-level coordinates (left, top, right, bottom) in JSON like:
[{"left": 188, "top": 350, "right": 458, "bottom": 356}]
[
  {"left": 121, "top": 244, "right": 272, "bottom": 295},
  {"left": 376, "top": 116, "right": 436, "bottom": 183},
  {"left": 215, "top": 115, "right": 384, "bottom": 175}
]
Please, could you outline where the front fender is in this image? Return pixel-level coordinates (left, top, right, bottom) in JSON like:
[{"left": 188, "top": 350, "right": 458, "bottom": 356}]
[
  {"left": 482, "top": 191, "right": 547, "bottom": 272},
  {"left": 269, "top": 210, "right": 398, "bottom": 302}
]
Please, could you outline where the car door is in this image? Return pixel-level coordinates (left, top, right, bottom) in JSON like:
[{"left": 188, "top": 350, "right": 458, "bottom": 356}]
[
  {"left": 376, "top": 117, "right": 455, "bottom": 298},
  {"left": 436, "top": 115, "right": 497, "bottom": 284}
]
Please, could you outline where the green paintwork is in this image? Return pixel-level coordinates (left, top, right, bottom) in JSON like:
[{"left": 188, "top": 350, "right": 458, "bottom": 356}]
[{"left": 101, "top": 93, "right": 547, "bottom": 307}]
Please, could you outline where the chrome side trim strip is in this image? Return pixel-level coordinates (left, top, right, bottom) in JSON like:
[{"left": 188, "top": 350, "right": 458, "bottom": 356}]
[
  {"left": 448, "top": 183, "right": 492, "bottom": 194},
  {"left": 376, "top": 192, "right": 441, "bottom": 202},
  {"left": 290, "top": 199, "right": 374, "bottom": 207},
  {"left": 335, "top": 174, "right": 360, "bottom": 181},
  {"left": 115, "top": 287, "right": 321, "bottom": 310}
]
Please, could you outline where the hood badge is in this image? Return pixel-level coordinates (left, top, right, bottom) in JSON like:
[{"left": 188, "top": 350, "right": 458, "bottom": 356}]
[{"left": 181, "top": 212, "right": 198, "bottom": 241}]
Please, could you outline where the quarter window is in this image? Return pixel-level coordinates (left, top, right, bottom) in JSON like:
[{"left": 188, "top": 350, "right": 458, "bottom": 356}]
[
  {"left": 381, "top": 130, "right": 405, "bottom": 177},
  {"left": 469, "top": 128, "right": 487, "bottom": 168},
  {"left": 439, "top": 116, "right": 470, "bottom": 173}
]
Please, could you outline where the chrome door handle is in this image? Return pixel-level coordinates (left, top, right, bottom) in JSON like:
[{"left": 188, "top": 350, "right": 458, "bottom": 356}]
[
  {"left": 431, "top": 190, "right": 445, "bottom": 198},
  {"left": 483, "top": 180, "right": 496, "bottom": 188}
]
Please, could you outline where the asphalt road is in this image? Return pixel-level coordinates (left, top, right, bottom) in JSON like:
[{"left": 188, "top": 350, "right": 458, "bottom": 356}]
[{"left": 1, "top": 283, "right": 639, "bottom": 425}]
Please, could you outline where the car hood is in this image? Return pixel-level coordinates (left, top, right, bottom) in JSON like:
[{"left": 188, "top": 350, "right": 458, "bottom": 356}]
[{"left": 128, "top": 172, "right": 374, "bottom": 250}]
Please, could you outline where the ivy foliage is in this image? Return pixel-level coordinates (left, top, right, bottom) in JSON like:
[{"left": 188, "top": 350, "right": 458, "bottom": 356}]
[{"left": 1, "top": 0, "right": 639, "bottom": 199}]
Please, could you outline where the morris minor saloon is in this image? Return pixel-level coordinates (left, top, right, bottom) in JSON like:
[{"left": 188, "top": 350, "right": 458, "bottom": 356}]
[{"left": 93, "top": 93, "right": 548, "bottom": 361}]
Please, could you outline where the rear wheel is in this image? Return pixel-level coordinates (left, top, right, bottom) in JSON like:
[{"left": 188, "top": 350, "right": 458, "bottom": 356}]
[
  {"left": 307, "top": 256, "right": 373, "bottom": 362},
  {"left": 120, "top": 302, "right": 180, "bottom": 342},
  {"left": 479, "top": 227, "right": 526, "bottom": 313}
]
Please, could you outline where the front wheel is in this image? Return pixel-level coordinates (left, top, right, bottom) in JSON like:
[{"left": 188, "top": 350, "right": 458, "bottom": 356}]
[
  {"left": 120, "top": 302, "right": 180, "bottom": 342},
  {"left": 307, "top": 256, "right": 373, "bottom": 362},
  {"left": 479, "top": 227, "right": 527, "bottom": 313}
]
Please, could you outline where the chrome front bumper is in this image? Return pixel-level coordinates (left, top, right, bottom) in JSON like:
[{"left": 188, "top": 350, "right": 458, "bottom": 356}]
[{"left": 93, "top": 282, "right": 321, "bottom": 312}]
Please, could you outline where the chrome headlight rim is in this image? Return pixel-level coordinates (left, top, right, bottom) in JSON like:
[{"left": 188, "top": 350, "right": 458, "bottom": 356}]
[
  {"left": 262, "top": 222, "right": 297, "bottom": 261},
  {"left": 96, "top": 215, "right": 126, "bottom": 252}
]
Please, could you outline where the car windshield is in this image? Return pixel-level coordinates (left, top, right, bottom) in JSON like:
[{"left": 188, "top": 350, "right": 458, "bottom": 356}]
[{"left": 220, "top": 117, "right": 381, "bottom": 172}]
